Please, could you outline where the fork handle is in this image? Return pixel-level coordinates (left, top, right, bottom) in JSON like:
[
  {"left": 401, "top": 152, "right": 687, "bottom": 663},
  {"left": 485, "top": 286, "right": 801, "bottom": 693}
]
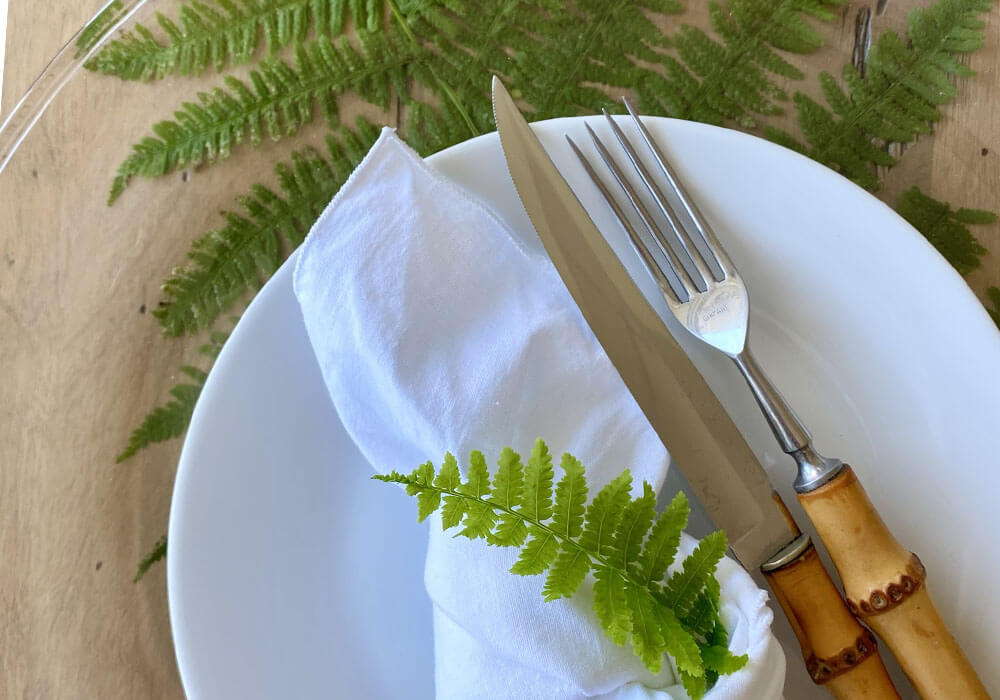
[
  {"left": 763, "top": 535, "right": 900, "bottom": 698},
  {"left": 798, "top": 466, "right": 990, "bottom": 699}
]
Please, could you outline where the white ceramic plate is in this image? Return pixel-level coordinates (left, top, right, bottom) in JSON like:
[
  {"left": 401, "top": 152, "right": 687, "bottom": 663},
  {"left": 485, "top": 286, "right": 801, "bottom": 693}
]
[{"left": 168, "top": 117, "right": 1000, "bottom": 699}]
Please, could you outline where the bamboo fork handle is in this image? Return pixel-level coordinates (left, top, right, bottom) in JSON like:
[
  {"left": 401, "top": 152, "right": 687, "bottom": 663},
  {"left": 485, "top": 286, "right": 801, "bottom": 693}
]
[
  {"left": 763, "top": 534, "right": 900, "bottom": 698},
  {"left": 798, "top": 466, "right": 990, "bottom": 699}
]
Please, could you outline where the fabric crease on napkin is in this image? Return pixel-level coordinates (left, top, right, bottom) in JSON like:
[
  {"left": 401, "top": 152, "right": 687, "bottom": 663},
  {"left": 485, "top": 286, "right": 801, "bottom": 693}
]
[{"left": 293, "top": 127, "right": 785, "bottom": 699}]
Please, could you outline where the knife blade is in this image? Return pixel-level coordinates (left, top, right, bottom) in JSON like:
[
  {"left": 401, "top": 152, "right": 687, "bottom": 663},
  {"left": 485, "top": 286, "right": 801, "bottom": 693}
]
[{"left": 491, "top": 76, "right": 901, "bottom": 699}]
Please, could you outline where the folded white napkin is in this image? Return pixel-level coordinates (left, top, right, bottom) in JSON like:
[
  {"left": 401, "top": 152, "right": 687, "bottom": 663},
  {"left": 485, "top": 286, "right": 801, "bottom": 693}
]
[{"left": 293, "top": 128, "right": 785, "bottom": 699}]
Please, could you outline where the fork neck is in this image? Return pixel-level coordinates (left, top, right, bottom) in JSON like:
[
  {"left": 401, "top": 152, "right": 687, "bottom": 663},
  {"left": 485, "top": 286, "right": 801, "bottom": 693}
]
[{"left": 731, "top": 347, "right": 844, "bottom": 493}]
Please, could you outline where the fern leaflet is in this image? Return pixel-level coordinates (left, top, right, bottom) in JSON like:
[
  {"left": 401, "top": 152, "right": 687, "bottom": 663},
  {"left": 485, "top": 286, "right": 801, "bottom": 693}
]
[
  {"left": 663, "top": 531, "right": 728, "bottom": 619},
  {"left": 896, "top": 186, "right": 993, "bottom": 275},
  {"left": 134, "top": 534, "right": 168, "bottom": 582},
  {"left": 116, "top": 330, "right": 228, "bottom": 462},
  {"left": 374, "top": 439, "right": 747, "bottom": 695},
  {"left": 767, "top": 0, "right": 992, "bottom": 189},
  {"left": 578, "top": 470, "right": 632, "bottom": 558},
  {"left": 639, "top": 491, "right": 689, "bottom": 584},
  {"left": 86, "top": 0, "right": 385, "bottom": 79}
]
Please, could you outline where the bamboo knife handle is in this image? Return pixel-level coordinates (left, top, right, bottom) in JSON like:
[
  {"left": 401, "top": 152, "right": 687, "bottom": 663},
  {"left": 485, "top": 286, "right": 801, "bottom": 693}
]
[
  {"left": 798, "top": 466, "right": 990, "bottom": 699},
  {"left": 763, "top": 535, "right": 900, "bottom": 698}
]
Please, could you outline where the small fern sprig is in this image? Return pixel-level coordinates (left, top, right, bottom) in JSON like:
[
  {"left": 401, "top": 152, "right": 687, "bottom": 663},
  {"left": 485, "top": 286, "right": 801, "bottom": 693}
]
[
  {"left": 767, "top": 0, "right": 992, "bottom": 189},
  {"left": 117, "top": 330, "right": 228, "bottom": 461},
  {"left": 636, "top": 0, "right": 845, "bottom": 128},
  {"left": 86, "top": 0, "right": 385, "bottom": 80},
  {"left": 375, "top": 439, "right": 746, "bottom": 698},
  {"left": 896, "top": 186, "right": 994, "bottom": 275}
]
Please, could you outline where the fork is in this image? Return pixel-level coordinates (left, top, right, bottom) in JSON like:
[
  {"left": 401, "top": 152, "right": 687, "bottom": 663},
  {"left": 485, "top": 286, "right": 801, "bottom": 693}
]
[{"left": 568, "top": 103, "right": 989, "bottom": 700}]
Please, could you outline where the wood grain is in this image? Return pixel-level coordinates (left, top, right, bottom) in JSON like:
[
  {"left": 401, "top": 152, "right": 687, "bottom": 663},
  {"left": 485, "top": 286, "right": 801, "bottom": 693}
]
[{"left": 1, "top": 2, "right": 997, "bottom": 699}]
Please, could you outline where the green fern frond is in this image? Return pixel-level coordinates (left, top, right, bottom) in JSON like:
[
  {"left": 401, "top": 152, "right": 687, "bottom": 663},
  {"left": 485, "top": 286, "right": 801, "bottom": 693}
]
[
  {"left": 134, "top": 534, "right": 168, "bottom": 582},
  {"left": 76, "top": 0, "right": 127, "bottom": 58},
  {"left": 86, "top": 0, "right": 385, "bottom": 80},
  {"left": 375, "top": 439, "right": 743, "bottom": 695},
  {"left": 768, "top": 0, "right": 992, "bottom": 189},
  {"left": 635, "top": 0, "right": 844, "bottom": 128},
  {"left": 896, "top": 186, "right": 993, "bottom": 275},
  {"left": 108, "top": 34, "right": 415, "bottom": 202},
  {"left": 152, "top": 119, "right": 378, "bottom": 335},
  {"left": 116, "top": 330, "right": 229, "bottom": 462}
]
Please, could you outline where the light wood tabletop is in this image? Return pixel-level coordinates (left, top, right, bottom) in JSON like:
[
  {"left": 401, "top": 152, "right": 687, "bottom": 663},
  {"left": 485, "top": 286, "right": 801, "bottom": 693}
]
[{"left": 1, "top": 2, "right": 997, "bottom": 698}]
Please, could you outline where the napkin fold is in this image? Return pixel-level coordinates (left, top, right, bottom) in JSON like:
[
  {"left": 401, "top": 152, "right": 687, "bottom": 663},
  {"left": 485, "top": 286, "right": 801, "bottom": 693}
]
[{"left": 293, "top": 128, "right": 785, "bottom": 699}]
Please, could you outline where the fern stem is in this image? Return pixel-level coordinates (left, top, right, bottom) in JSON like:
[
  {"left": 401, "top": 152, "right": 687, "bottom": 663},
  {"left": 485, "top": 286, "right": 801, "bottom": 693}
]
[{"left": 386, "top": 0, "right": 478, "bottom": 137}]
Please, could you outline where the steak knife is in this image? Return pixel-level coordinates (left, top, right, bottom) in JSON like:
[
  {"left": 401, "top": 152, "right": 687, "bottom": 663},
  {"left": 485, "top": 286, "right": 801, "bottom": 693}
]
[{"left": 491, "top": 76, "right": 900, "bottom": 699}]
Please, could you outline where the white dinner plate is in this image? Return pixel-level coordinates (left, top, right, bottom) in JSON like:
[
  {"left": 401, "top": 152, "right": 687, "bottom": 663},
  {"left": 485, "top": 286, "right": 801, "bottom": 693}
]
[{"left": 168, "top": 117, "right": 1000, "bottom": 699}]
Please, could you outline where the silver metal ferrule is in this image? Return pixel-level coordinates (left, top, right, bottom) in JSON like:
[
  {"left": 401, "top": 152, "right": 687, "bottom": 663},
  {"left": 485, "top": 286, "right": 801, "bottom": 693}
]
[
  {"left": 792, "top": 445, "right": 844, "bottom": 493},
  {"left": 760, "top": 533, "right": 812, "bottom": 572}
]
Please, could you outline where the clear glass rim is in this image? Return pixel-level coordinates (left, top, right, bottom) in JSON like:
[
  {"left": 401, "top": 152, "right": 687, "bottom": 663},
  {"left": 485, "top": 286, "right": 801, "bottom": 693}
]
[{"left": 0, "top": 0, "right": 153, "bottom": 175}]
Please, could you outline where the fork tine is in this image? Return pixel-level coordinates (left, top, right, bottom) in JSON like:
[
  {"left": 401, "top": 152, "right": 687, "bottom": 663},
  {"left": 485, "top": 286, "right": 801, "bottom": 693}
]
[
  {"left": 622, "top": 97, "right": 733, "bottom": 280},
  {"left": 601, "top": 109, "right": 714, "bottom": 293},
  {"left": 566, "top": 133, "right": 689, "bottom": 304},
  {"left": 580, "top": 123, "right": 698, "bottom": 303}
]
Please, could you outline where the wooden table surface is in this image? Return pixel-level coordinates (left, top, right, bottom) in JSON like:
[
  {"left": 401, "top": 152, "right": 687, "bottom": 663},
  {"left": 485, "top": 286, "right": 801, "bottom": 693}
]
[{"left": 1, "top": 2, "right": 997, "bottom": 698}]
